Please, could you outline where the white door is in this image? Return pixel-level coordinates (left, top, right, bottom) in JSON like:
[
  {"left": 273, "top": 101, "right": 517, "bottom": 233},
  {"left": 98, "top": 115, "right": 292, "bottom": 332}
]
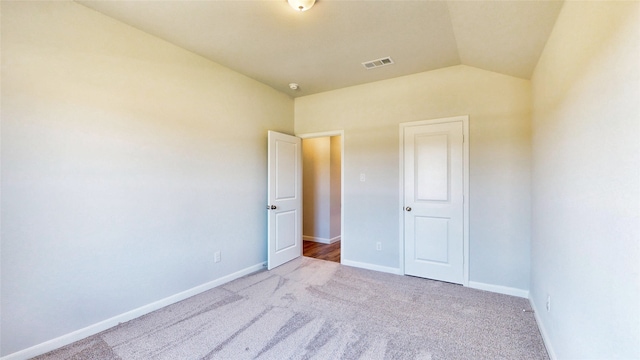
[
  {"left": 267, "top": 131, "right": 302, "bottom": 270},
  {"left": 403, "top": 120, "right": 465, "bottom": 284}
]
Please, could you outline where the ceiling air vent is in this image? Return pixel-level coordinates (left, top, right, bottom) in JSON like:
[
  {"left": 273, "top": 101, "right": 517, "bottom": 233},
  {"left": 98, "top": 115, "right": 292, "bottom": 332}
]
[{"left": 362, "top": 57, "right": 394, "bottom": 70}]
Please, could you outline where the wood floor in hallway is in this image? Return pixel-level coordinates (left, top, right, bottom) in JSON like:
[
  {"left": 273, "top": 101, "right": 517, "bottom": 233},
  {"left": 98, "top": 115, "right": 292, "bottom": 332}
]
[{"left": 303, "top": 240, "right": 340, "bottom": 263}]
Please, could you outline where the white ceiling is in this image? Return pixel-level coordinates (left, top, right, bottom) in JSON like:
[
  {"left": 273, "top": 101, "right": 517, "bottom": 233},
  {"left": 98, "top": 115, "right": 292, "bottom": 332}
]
[{"left": 77, "top": 0, "right": 564, "bottom": 97}]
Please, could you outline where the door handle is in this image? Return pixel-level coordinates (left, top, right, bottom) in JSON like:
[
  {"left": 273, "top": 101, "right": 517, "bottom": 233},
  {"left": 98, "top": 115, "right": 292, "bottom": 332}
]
[
  {"left": 405, "top": 207, "right": 412, "bottom": 212},
  {"left": 267, "top": 205, "right": 277, "bottom": 210}
]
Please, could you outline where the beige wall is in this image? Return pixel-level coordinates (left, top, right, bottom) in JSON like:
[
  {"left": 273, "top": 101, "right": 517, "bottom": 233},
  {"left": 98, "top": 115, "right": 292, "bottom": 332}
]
[
  {"left": 1, "top": 1, "right": 293, "bottom": 355},
  {"left": 530, "top": 1, "right": 640, "bottom": 358},
  {"left": 295, "top": 65, "right": 532, "bottom": 289}
]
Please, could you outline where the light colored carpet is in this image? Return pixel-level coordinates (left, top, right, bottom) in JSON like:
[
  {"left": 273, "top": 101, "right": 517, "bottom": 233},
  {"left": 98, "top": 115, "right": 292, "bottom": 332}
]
[{"left": 34, "top": 257, "right": 548, "bottom": 359}]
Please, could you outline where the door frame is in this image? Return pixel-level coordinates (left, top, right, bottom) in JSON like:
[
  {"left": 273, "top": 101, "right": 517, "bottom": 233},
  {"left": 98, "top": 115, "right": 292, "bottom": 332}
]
[
  {"left": 297, "top": 130, "right": 345, "bottom": 263},
  {"left": 398, "top": 116, "right": 469, "bottom": 286}
]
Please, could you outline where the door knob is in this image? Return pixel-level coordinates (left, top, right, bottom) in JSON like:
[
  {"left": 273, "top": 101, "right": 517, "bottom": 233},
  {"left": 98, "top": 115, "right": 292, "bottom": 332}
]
[
  {"left": 271, "top": 205, "right": 277, "bottom": 210},
  {"left": 405, "top": 207, "right": 412, "bottom": 211}
]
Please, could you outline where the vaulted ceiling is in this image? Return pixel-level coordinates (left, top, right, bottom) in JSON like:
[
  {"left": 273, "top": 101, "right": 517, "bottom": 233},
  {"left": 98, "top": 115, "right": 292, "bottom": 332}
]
[{"left": 77, "top": 0, "right": 564, "bottom": 97}]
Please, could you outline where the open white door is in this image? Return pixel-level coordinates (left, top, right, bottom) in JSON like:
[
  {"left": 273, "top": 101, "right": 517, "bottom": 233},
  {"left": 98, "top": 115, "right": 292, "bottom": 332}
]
[{"left": 267, "top": 131, "right": 302, "bottom": 270}]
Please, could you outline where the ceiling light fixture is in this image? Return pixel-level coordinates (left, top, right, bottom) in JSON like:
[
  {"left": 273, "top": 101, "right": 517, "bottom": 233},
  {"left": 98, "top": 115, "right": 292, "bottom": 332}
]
[{"left": 288, "top": 0, "right": 315, "bottom": 12}]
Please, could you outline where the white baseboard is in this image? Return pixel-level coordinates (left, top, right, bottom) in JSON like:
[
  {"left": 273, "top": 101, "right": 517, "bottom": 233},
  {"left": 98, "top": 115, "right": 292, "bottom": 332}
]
[
  {"left": 1, "top": 262, "right": 266, "bottom": 360},
  {"left": 302, "top": 235, "right": 341, "bottom": 244},
  {"left": 529, "top": 297, "right": 557, "bottom": 360},
  {"left": 468, "top": 281, "right": 529, "bottom": 298},
  {"left": 341, "top": 259, "right": 402, "bottom": 275}
]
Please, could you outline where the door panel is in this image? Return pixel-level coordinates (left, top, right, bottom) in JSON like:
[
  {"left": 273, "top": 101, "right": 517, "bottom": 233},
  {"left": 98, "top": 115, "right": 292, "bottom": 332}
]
[
  {"left": 275, "top": 211, "right": 297, "bottom": 251},
  {"left": 268, "top": 131, "right": 302, "bottom": 270},
  {"left": 404, "top": 121, "right": 464, "bottom": 284},
  {"left": 415, "top": 134, "right": 449, "bottom": 201},
  {"left": 414, "top": 216, "right": 449, "bottom": 263},
  {"left": 276, "top": 141, "right": 297, "bottom": 200}
]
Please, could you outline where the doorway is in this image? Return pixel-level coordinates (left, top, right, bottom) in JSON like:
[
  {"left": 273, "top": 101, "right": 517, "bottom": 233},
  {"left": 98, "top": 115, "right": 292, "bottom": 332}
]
[{"left": 300, "top": 132, "right": 343, "bottom": 263}]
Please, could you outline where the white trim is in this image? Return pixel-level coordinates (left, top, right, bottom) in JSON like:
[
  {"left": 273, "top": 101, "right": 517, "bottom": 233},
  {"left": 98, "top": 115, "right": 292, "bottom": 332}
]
[
  {"left": 297, "top": 130, "right": 344, "bottom": 140},
  {"left": 296, "top": 130, "right": 345, "bottom": 264},
  {"left": 342, "top": 259, "right": 403, "bottom": 275},
  {"left": 302, "top": 235, "right": 341, "bottom": 244},
  {"left": 462, "top": 118, "right": 469, "bottom": 286},
  {"left": 1, "top": 262, "right": 266, "bottom": 360},
  {"left": 398, "top": 115, "right": 470, "bottom": 286},
  {"left": 529, "top": 297, "right": 557, "bottom": 360},
  {"left": 468, "top": 281, "right": 529, "bottom": 298}
]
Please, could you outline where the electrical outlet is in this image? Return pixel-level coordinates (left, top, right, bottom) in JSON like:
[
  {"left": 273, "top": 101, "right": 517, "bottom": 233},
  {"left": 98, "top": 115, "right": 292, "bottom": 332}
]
[
  {"left": 360, "top": 173, "right": 366, "bottom": 182},
  {"left": 546, "top": 295, "right": 551, "bottom": 312},
  {"left": 214, "top": 251, "right": 221, "bottom": 263},
  {"left": 376, "top": 242, "right": 381, "bottom": 251}
]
